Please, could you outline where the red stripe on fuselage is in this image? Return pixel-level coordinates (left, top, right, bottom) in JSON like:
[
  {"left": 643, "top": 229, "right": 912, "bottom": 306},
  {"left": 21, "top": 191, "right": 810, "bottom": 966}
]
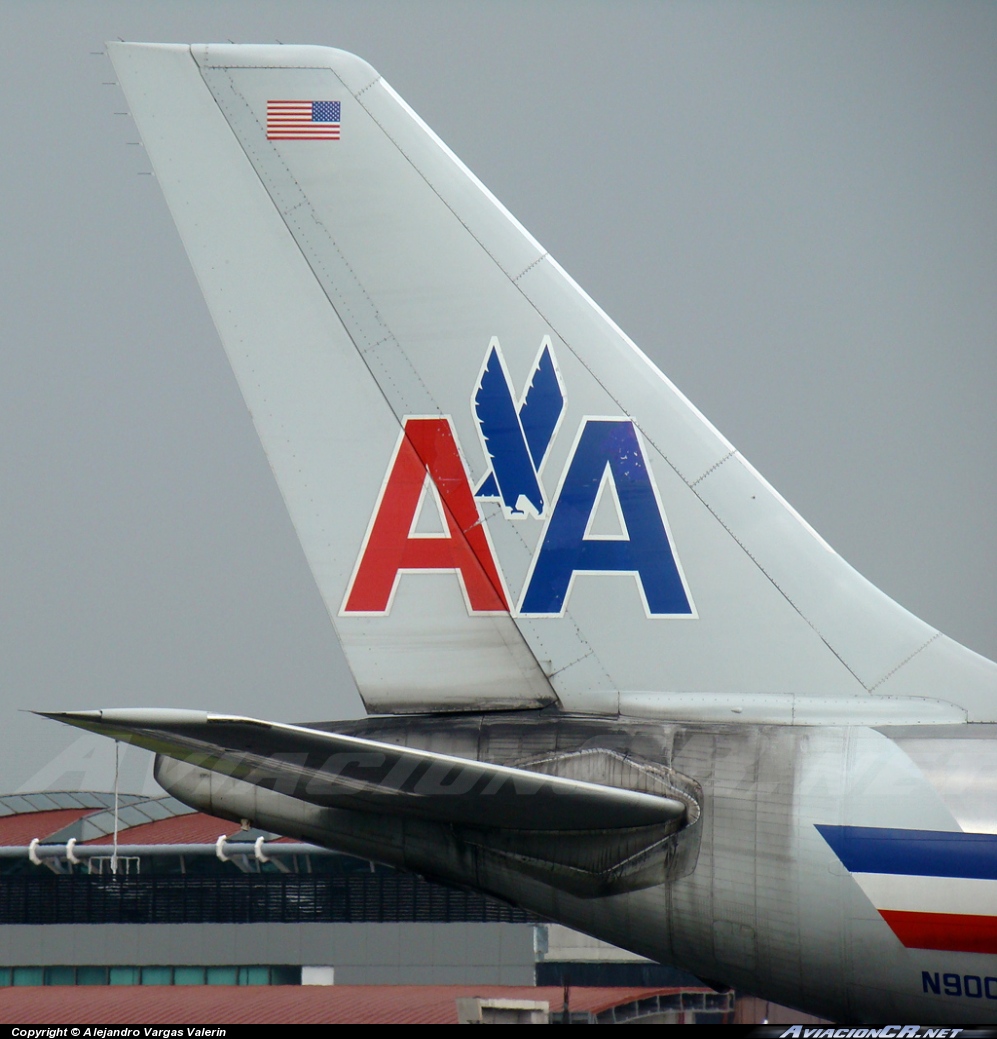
[{"left": 880, "top": 909, "right": 997, "bottom": 954}]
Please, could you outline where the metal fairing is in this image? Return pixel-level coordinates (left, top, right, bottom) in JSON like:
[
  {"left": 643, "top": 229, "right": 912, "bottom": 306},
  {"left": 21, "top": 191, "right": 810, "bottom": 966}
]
[
  {"left": 49, "top": 710, "right": 701, "bottom": 898},
  {"left": 43, "top": 41, "right": 997, "bottom": 1024}
]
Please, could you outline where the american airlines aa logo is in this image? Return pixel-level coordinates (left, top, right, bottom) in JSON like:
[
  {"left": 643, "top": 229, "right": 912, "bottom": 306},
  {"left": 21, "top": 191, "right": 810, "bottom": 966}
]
[{"left": 342, "top": 338, "right": 693, "bottom": 619}]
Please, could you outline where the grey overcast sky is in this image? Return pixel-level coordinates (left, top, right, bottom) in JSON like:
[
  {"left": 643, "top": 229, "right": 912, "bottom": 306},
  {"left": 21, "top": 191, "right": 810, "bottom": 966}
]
[{"left": 1, "top": 2, "right": 994, "bottom": 793}]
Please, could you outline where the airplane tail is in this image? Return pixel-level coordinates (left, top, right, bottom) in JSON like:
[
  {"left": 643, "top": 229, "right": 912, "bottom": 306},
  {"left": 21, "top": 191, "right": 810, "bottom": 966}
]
[{"left": 107, "top": 43, "right": 995, "bottom": 723}]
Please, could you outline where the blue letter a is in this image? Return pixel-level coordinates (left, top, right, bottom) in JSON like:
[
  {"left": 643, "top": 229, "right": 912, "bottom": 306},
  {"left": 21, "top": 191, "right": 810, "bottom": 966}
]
[{"left": 520, "top": 419, "right": 692, "bottom": 616}]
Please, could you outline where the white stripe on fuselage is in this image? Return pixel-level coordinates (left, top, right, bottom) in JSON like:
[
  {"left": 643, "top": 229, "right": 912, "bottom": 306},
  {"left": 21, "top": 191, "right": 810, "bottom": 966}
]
[{"left": 852, "top": 872, "right": 997, "bottom": 917}]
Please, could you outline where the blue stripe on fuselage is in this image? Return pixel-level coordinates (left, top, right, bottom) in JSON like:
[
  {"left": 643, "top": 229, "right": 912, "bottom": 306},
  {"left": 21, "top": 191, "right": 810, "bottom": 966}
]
[{"left": 816, "top": 825, "right": 997, "bottom": 880}]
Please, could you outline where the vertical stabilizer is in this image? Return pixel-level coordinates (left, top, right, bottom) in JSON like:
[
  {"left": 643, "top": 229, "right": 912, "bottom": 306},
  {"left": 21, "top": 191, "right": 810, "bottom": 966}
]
[{"left": 108, "top": 43, "right": 997, "bottom": 722}]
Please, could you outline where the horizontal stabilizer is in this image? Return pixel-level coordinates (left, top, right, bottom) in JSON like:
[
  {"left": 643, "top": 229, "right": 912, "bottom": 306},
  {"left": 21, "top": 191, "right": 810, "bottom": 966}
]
[{"left": 40, "top": 710, "right": 684, "bottom": 832}]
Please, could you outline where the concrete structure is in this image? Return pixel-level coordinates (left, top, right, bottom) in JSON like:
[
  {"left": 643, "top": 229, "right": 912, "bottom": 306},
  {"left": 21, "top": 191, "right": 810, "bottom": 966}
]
[
  {"left": 0, "top": 922, "right": 536, "bottom": 986},
  {"left": 535, "top": 923, "right": 694, "bottom": 986}
]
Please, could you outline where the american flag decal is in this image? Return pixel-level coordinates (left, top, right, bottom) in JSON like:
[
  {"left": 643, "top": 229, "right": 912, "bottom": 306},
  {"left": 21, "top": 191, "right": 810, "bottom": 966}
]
[{"left": 266, "top": 100, "right": 341, "bottom": 140}]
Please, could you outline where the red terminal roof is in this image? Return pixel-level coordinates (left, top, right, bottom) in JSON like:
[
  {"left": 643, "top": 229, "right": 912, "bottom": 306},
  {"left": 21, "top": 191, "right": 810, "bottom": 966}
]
[
  {"left": 0, "top": 808, "right": 94, "bottom": 847},
  {"left": 0, "top": 985, "right": 712, "bottom": 1025},
  {"left": 80, "top": 813, "right": 244, "bottom": 846},
  {"left": 0, "top": 793, "right": 287, "bottom": 848}
]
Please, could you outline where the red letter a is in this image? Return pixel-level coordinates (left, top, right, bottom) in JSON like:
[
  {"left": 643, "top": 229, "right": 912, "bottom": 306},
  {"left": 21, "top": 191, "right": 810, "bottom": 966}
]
[{"left": 342, "top": 418, "right": 509, "bottom": 614}]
